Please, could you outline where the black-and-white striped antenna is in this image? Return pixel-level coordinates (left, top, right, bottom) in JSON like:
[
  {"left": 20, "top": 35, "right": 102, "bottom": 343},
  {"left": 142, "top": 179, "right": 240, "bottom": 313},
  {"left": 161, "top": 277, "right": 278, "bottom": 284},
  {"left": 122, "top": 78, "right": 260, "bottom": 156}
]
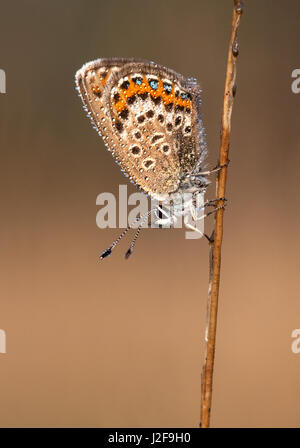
[{"left": 100, "top": 208, "right": 155, "bottom": 260}]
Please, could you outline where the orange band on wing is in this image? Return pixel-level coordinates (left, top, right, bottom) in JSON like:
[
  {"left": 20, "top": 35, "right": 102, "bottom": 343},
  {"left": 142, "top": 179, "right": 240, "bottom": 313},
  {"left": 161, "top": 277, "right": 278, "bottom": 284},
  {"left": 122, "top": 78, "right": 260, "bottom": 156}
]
[{"left": 113, "top": 77, "right": 191, "bottom": 112}]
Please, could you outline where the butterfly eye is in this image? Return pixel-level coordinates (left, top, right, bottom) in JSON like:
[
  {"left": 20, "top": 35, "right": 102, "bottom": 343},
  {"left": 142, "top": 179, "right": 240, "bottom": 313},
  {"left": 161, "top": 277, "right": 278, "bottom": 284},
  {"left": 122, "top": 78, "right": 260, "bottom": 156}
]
[
  {"left": 149, "top": 79, "right": 158, "bottom": 90},
  {"left": 133, "top": 77, "right": 142, "bottom": 85},
  {"left": 180, "top": 92, "right": 187, "bottom": 100},
  {"left": 163, "top": 83, "right": 172, "bottom": 94}
]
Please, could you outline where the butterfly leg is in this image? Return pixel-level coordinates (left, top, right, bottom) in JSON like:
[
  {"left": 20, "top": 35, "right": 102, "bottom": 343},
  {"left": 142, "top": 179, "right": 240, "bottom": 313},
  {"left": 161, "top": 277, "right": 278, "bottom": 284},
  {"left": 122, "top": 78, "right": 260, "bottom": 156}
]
[
  {"left": 190, "top": 197, "right": 227, "bottom": 221},
  {"left": 184, "top": 221, "right": 205, "bottom": 235},
  {"left": 194, "top": 160, "right": 230, "bottom": 177},
  {"left": 200, "top": 197, "right": 227, "bottom": 208},
  {"left": 189, "top": 197, "right": 227, "bottom": 239},
  {"left": 186, "top": 197, "right": 226, "bottom": 233},
  {"left": 205, "top": 204, "right": 226, "bottom": 217}
]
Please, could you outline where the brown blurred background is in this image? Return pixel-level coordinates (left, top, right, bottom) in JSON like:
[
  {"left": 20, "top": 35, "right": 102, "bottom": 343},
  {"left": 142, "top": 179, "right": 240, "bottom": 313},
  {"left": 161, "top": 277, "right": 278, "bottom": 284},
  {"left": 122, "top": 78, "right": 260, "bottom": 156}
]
[{"left": 0, "top": 0, "right": 300, "bottom": 428}]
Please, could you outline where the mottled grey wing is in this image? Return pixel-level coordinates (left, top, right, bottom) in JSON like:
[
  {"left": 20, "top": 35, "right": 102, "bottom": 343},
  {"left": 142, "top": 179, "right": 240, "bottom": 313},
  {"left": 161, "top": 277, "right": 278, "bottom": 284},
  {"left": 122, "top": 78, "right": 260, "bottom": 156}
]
[{"left": 75, "top": 58, "right": 206, "bottom": 199}]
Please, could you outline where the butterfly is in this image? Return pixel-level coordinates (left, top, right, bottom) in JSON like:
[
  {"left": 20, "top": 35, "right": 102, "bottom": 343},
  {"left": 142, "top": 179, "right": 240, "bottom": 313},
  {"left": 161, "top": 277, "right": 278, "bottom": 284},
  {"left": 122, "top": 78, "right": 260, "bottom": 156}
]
[{"left": 75, "top": 58, "right": 222, "bottom": 259}]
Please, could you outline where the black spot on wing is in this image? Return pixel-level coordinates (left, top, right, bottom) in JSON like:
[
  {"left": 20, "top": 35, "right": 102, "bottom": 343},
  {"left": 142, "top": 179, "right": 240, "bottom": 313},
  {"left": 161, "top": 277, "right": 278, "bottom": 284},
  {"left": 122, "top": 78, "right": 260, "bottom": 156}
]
[
  {"left": 119, "top": 108, "right": 129, "bottom": 120},
  {"left": 113, "top": 92, "right": 120, "bottom": 102},
  {"left": 164, "top": 103, "right": 173, "bottom": 112},
  {"left": 137, "top": 115, "right": 145, "bottom": 123},
  {"left": 115, "top": 120, "right": 123, "bottom": 132},
  {"left": 151, "top": 96, "right": 162, "bottom": 105},
  {"left": 121, "top": 80, "right": 130, "bottom": 90},
  {"left": 131, "top": 146, "right": 141, "bottom": 155},
  {"left": 127, "top": 95, "right": 137, "bottom": 105},
  {"left": 146, "top": 110, "right": 154, "bottom": 118},
  {"left": 175, "top": 116, "right": 182, "bottom": 127},
  {"left": 138, "top": 92, "right": 148, "bottom": 101},
  {"left": 152, "top": 134, "right": 164, "bottom": 143},
  {"left": 175, "top": 105, "right": 184, "bottom": 112}
]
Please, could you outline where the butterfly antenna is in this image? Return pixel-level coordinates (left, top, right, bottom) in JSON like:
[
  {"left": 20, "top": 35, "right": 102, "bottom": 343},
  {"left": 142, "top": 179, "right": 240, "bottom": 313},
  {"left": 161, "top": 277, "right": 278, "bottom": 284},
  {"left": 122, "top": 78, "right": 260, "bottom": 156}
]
[
  {"left": 99, "top": 225, "right": 132, "bottom": 260},
  {"left": 99, "top": 208, "right": 155, "bottom": 261},
  {"left": 124, "top": 206, "right": 159, "bottom": 259},
  {"left": 124, "top": 225, "right": 142, "bottom": 259}
]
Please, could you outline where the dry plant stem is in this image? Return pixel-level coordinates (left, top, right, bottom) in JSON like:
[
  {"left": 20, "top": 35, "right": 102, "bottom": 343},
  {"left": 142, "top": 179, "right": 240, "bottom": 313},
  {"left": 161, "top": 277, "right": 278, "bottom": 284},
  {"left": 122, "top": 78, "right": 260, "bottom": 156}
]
[{"left": 200, "top": 0, "right": 244, "bottom": 428}]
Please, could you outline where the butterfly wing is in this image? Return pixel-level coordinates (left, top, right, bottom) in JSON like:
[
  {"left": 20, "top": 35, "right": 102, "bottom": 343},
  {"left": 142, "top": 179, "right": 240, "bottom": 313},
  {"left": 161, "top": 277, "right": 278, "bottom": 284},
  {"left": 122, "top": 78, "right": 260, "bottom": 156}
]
[{"left": 75, "top": 58, "right": 206, "bottom": 199}]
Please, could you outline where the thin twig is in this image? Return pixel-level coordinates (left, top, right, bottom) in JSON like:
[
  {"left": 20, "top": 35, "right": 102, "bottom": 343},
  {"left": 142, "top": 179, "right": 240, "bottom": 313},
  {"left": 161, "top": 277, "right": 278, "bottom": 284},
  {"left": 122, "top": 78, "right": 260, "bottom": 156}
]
[{"left": 200, "top": 0, "right": 244, "bottom": 428}]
